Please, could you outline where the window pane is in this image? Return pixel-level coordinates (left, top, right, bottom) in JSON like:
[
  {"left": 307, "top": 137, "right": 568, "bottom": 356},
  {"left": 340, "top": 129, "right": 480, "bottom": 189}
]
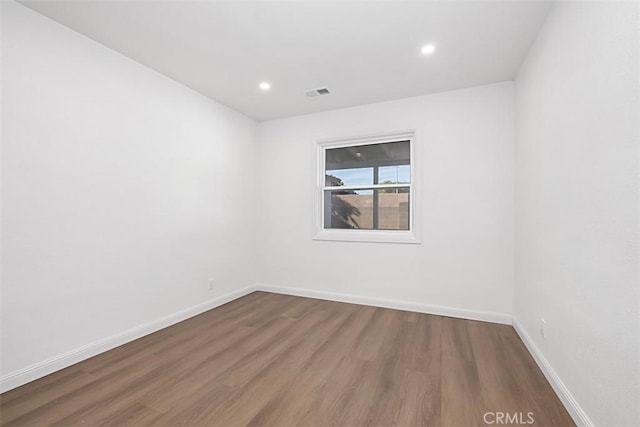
[
  {"left": 325, "top": 189, "right": 373, "bottom": 229},
  {"left": 378, "top": 187, "right": 410, "bottom": 230},
  {"left": 324, "top": 188, "right": 409, "bottom": 230},
  {"left": 325, "top": 168, "right": 373, "bottom": 186},
  {"left": 378, "top": 165, "right": 411, "bottom": 184},
  {"left": 325, "top": 140, "right": 410, "bottom": 186}
]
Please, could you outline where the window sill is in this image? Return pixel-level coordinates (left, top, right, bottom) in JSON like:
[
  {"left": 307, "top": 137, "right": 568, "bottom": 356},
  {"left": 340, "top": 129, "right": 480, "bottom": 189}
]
[{"left": 313, "top": 229, "right": 421, "bottom": 244}]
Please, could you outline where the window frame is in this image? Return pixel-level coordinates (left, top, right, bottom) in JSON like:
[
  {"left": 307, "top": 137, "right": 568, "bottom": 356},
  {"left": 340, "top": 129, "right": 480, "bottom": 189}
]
[{"left": 313, "top": 130, "right": 421, "bottom": 244}]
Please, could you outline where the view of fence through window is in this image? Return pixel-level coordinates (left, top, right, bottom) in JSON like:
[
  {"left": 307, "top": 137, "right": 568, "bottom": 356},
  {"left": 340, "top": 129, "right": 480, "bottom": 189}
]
[{"left": 324, "top": 140, "right": 410, "bottom": 230}]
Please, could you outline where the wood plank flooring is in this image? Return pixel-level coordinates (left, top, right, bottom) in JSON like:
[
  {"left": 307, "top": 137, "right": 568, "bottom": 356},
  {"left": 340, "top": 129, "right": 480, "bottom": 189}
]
[{"left": 0, "top": 292, "right": 574, "bottom": 426}]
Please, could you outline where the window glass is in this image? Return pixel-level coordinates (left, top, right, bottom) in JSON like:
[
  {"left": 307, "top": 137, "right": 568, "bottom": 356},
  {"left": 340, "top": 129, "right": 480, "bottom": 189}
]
[
  {"left": 325, "top": 140, "right": 410, "bottom": 186},
  {"left": 378, "top": 165, "right": 411, "bottom": 184},
  {"left": 324, "top": 188, "right": 409, "bottom": 231},
  {"left": 325, "top": 168, "right": 373, "bottom": 187}
]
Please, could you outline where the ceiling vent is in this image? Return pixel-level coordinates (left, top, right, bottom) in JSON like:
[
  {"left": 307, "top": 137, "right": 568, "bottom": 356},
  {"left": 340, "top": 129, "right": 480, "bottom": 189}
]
[{"left": 305, "top": 87, "right": 330, "bottom": 97}]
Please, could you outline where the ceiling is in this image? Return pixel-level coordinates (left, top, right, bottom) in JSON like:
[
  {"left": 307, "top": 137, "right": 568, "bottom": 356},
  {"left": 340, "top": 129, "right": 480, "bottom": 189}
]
[{"left": 20, "top": 1, "right": 552, "bottom": 121}]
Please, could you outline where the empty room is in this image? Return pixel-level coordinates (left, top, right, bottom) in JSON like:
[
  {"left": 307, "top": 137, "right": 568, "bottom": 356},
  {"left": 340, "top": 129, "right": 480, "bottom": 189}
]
[{"left": 1, "top": 0, "right": 638, "bottom": 426}]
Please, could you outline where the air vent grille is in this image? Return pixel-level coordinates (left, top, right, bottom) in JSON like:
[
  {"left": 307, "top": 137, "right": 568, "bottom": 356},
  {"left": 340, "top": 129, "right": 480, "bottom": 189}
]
[{"left": 305, "top": 87, "right": 330, "bottom": 97}]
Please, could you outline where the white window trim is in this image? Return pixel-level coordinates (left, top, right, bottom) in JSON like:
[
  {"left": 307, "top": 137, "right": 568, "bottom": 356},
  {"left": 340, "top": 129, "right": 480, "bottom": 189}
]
[{"left": 313, "top": 130, "right": 421, "bottom": 244}]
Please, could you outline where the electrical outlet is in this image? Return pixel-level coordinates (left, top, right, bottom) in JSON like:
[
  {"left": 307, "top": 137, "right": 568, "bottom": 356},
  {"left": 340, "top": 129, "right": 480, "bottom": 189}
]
[
  {"left": 540, "top": 318, "right": 547, "bottom": 339},
  {"left": 208, "top": 278, "right": 215, "bottom": 291}
]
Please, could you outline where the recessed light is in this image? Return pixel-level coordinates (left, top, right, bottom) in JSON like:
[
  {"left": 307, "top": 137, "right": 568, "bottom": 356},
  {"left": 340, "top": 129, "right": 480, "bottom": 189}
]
[
  {"left": 259, "top": 82, "right": 271, "bottom": 91},
  {"left": 420, "top": 44, "right": 436, "bottom": 55}
]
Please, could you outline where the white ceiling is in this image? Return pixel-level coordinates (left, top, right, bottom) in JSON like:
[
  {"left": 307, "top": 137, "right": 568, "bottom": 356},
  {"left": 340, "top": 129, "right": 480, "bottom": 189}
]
[{"left": 20, "top": 1, "right": 552, "bottom": 121}]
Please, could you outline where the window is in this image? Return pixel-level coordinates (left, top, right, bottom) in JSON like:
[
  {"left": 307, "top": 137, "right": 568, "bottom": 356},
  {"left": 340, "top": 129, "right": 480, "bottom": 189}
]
[{"left": 314, "top": 131, "right": 420, "bottom": 243}]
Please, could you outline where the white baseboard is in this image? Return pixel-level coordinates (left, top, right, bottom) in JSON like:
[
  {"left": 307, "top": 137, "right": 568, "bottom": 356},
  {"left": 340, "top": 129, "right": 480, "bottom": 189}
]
[
  {"left": 512, "top": 318, "right": 592, "bottom": 427},
  {"left": 255, "top": 283, "right": 512, "bottom": 325},
  {"left": 0, "top": 285, "right": 256, "bottom": 393}
]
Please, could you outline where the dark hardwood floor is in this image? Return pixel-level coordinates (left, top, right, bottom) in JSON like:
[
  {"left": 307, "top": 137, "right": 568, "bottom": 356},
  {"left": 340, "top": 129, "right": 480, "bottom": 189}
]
[{"left": 0, "top": 291, "right": 574, "bottom": 426}]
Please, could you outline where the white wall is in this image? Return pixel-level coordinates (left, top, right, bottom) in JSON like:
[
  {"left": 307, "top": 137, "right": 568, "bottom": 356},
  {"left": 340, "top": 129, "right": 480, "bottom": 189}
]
[
  {"left": 256, "top": 82, "right": 514, "bottom": 319},
  {"left": 1, "top": 1, "right": 256, "bottom": 384},
  {"left": 515, "top": 1, "right": 639, "bottom": 426}
]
